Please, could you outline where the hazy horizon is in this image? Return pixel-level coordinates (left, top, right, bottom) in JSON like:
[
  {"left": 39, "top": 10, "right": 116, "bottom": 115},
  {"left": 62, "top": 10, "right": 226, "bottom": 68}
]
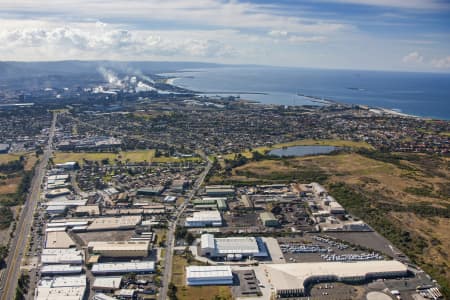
[{"left": 0, "top": 0, "right": 449, "bottom": 72}]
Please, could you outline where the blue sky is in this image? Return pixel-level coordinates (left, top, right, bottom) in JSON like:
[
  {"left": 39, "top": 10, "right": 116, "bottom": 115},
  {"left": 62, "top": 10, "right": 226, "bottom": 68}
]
[{"left": 0, "top": 0, "right": 449, "bottom": 71}]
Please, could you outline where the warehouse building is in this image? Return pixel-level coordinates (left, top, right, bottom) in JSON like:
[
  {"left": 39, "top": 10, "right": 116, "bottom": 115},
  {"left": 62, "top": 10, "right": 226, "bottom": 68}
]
[
  {"left": 205, "top": 185, "right": 235, "bottom": 197},
  {"left": 260, "top": 212, "right": 278, "bottom": 227},
  {"left": 75, "top": 205, "right": 100, "bottom": 216},
  {"left": 45, "top": 231, "right": 76, "bottom": 249},
  {"left": 261, "top": 260, "right": 408, "bottom": 297},
  {"left": 55, "top": 161, "right": 78, "bottom": 170},
  {"left": 92, "top": 261, "right": 155, "bottom": 275},
  {"left": 137, "top": 186, "right": 165, "bottom": 196},
  {"left": 185, "top": 210, "right": 222, "bottom": 227},
  {"left": 200, "top": 234, "right": 268, "bottom": 260},
  {"left": 87, "top": 216, "right": 142, "bottom": 231},
  {"left": 88, "top": 241, "right": 150, "bottom": 257},
  {"left": 46, "top": 188, "right": 71, "bottom": 198},
  {"left": 41, "top": 264, "right": 83, "bottom": 275},
  {"left": 186, "top": 266, "right": 233, "bottom": 286},
  {"left": 92, "top": 276, "right": 122, "bottom": 292},
  {"left": 193, "top": 198, "right": 227, "bottom": 211},
  {"left": 41, "top": 248, "right": 83, "bottom": 265},
  {"left": 35, "top": 275, "right": 86, "bottom": 300}
]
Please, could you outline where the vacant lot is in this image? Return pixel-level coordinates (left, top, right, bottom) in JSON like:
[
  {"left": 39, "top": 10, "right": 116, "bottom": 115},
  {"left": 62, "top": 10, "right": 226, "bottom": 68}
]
[{"left": 53, "top": 150, "right": 202, "bottom": 165}]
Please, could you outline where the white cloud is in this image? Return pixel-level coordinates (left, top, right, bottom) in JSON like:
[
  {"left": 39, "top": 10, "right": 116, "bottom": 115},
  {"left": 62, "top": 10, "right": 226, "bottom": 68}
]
[
  {"left": 319, "top": 0, "right": 449, "bottom": 10},
  {"left": 0, "top": 0, "right": 348, "bottom": 34},
  {"left": 268, "top": 30, "right": 289, "bottom": 38},
  {"left": 431, "top": 56, "right": 450, "bottom": 69},
  {"left": 267, "top": 30, "right": 325, "bottom": 44},
  {"left": 288, "top": 35, "right": 326, "bottom": 43},
  {"left": 0, "top": 24, "right": 237, "bottom": 60},
  {"left": 402, "top": 51, "right": 424, "bottom": 64}
]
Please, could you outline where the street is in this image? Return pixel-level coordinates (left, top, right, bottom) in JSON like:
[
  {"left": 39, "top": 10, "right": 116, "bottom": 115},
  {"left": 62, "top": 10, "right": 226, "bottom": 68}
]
[
  {"left": 158, "top": 156, "right": 213, "bottom": 300},
  {"left": 0, "top": 112, "right": 57, "bottom": 300}
]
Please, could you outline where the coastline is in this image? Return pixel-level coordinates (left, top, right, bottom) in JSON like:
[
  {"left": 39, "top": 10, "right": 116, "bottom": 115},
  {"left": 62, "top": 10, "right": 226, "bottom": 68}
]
[{"left": 163, "top": 75, "right": 430, "bottom": 120}]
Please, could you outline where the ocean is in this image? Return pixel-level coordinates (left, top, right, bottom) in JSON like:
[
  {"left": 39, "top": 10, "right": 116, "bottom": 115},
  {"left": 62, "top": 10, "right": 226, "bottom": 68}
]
[{"left": 163, "top": 66, "right": 450, "bottom": 120}]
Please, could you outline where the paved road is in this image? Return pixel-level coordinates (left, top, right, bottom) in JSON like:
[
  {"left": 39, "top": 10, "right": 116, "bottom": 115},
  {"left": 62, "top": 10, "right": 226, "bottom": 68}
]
[
  {"left": 0, "top": 112, "right": 57, "bottom": 300},
  {"left": 158, "top": 156, "right": 213, "bottom": 300}
]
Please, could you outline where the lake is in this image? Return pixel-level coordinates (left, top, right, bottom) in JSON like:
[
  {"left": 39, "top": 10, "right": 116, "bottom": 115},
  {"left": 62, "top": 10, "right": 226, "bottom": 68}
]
[{"left": 268, "top": 145, "right": 338, "bottom": 157}]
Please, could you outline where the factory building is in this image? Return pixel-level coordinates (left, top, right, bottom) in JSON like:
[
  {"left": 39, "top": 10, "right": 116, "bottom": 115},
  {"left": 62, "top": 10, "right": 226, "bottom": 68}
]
[
  {"left": 41, "top": 248, "right": 83, "bottom": 265},
  {"left": 46, "top": 188, "right": 71, "bottom": 198},
  {"left": 87, "top": 216, "right": 142, "bottom": 231},
  {"left": 45, "top": 205, "right": 68, "bottom": 216},
  {"left": 193, "top": 198, "right": 227, "bottom": 211},
  {"left": 200, "top": 234, "right": 268, "bottom": 260},
  {"left": 74, "top": 205, "right": 100, "bottom": 216},
  {"left": 137, "top": 186, "right": 165, "bottom": 196},
  {"left": 55, "top": 161, "right": 78, "bottom": 170},
  {"left": 35, "top": 275, "right": 86, "bottom": 300},
  {"left": 92, "top": 261, "right": 155, "bottom": 275},
  {"left": 41, "top": 264, "right": 83, "bottom": 275},
  {"left": 88, "top": 241, "right": 150, "bottom": 257},
  {"left": 185, "top": 210, "right": 222, "bottom": 227},
  {"left": 92, "top": 276, "right": 122, "bottom": 292},
  {"left": 186, "top": 266, "right": 233, "bottom": 286},
  {"left": 261, "top": 261, "right": 408, "bottom": 297},
  {"left": 45, "top": 231, "right": 76, "bottom": 249},
  {"left": 260, "top": 212, "right": 278, "bottom": 227}
]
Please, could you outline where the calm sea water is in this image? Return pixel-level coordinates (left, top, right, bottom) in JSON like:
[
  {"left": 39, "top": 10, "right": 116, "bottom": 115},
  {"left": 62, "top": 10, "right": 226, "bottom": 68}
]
[{"left": 164, "top": 66, "right": 450, "bottom": 120}]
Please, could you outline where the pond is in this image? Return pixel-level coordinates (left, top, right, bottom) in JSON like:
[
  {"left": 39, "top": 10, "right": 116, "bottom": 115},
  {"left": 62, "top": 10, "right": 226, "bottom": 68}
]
[{"left": 268, "top": 145, "right": 338, "bottom": 157}]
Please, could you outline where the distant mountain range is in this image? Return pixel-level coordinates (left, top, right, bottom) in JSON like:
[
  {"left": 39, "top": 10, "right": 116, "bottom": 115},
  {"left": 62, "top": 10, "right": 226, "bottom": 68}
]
[{"left": 0, "top": 60, "right": 222, "bottom": 79}]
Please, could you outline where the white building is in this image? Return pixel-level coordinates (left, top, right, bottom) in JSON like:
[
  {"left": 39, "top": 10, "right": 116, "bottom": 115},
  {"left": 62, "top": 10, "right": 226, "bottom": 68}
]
[
  {"left": 185, "top": 210, "right": 222, "bottom": 227},
  {"left": 186, "top": 266, "right": 233, "bottom": 286},
  {"left": 94, "top": 294, "right": 119, "bottom": 300},
  {"left": 41, "top": 264, "right": 83, "bottom": 275},
  {"left": 92, "top": 261, "right": 155, "bottom": 275},
  {"left": 261, "top": 261, "right": 408, "bottom": 297},
  {"left": 35, "top": 275, "right": 86, "bottom": 300},
  {"left": 88, "top": 241, "right": 150, "bottom": 257},
  {"left": 92, "top": 276, "right": 122, "bottom": 292},
  {"left": 200, "top": 234, "right": 268, "bottom": 259},
  {"left": 41, "top": 248, "right": 83, "bottom": 265}
]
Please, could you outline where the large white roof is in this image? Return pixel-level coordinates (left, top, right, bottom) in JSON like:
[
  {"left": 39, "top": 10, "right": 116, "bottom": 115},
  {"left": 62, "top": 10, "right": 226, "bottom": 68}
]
[
  {"left": 41, "top": 264, "right": 82, "bottom": 274},
  {"left": 189, "top": 210, "right": 222, "bottom": 221},
  {"left": 39, "top": 275, "right": 86, "bottom": 288},
  {"left": 92, "top": 261, "right": 155, "bottom": 274},
  {"left": 263, "top": 261, "right": 408, "bottom": 292},
  {"left": 35, "top": 286, "right": 86, "bottom": 300},
  {"left": 93, "top": 276, "right": 122, "bottom": 289},
  {"left": 41, "top": 248, "right": 83, "bottom": 265},
  {"left": 215, "top": 237, "right": 260, "bottom": 254},
  {"left": 88, "top": 240, "right": 149, "bottom": 251},
  {"left": 186, "top": 266, "right": 232, "bottom": 279}
]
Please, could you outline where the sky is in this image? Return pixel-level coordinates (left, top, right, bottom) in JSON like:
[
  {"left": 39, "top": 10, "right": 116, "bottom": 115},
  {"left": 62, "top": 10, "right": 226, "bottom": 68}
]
[{"left": 0, "top": 0, "right": 449, "bottom": 72}]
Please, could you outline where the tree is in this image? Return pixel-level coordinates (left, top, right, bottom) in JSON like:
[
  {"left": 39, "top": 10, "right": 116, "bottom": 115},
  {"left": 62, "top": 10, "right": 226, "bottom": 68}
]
[
  {"left": 168, "top": 282, "right": 178, "bottom": 300},
  {"left": 185, "top": 232, "right": 195, "bottom": 245}
]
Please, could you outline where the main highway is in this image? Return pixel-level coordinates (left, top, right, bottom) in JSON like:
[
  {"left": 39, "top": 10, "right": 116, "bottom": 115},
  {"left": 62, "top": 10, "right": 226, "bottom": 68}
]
[
  {"left": 0, "top": 112, "right": 57, "bottom": 300},
  {"left": 158, "top": 155, "right": 213, "bottom": 300}
]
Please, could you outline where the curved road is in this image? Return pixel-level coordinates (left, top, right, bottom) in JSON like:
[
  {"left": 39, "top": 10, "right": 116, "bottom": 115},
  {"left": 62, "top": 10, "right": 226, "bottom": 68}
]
[{"left": 0, "top": 112, "right": 57, "bottom": 300}]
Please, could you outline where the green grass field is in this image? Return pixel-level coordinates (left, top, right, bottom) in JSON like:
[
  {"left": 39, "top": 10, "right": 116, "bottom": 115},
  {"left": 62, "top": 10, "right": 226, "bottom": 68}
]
[{"left": 53, "top": 150, "right": 203, "bottom": 165}]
